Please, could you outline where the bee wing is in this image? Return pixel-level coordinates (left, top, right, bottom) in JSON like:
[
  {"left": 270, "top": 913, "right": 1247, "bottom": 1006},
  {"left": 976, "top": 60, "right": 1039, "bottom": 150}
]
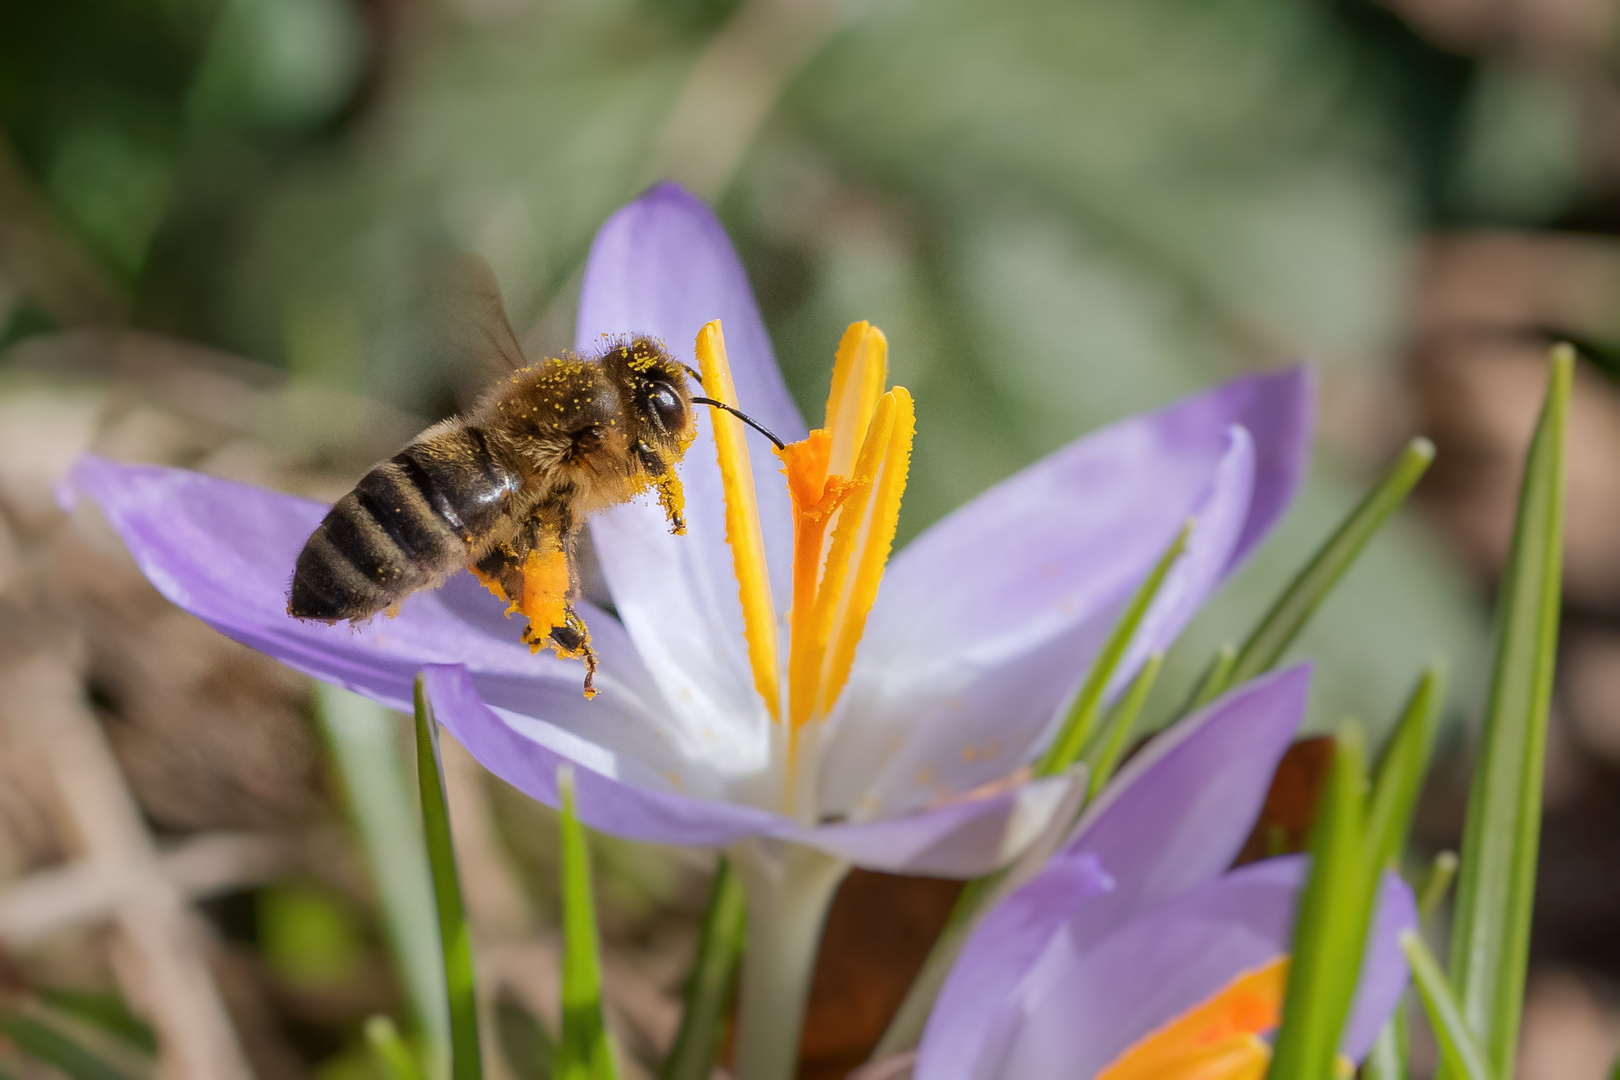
[{"left": 433, "top": 253, "right": 530, "bottom": 375}]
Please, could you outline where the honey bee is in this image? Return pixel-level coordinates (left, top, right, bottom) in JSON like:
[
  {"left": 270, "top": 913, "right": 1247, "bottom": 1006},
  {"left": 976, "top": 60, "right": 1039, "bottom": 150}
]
[{"left": 287, "top": 258, "right": 779, "bottom": 697}]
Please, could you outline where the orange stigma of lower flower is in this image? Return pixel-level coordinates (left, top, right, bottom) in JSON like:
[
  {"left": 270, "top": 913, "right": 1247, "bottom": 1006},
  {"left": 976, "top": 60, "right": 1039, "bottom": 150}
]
[
  {"left": 699, "top": 319, "right": 914, "bottom": 736},
  {"left": 1096, "top": 957, "right": 1289, "bottom": 1080}
]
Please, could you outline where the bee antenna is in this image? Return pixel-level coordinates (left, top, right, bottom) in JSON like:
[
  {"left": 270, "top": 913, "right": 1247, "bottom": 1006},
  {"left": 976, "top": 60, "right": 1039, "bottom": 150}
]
[
  {"left": 692, "top": 397, "right": 786, "bottom": 450},
  {"left": 681, "top": 363, "right": 706, "bottom": 388}
]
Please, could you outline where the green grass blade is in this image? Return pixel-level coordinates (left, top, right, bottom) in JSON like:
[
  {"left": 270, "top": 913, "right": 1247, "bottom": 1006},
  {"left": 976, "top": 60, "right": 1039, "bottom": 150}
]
[
  {"left": 1418, "top": 851, "right": 1460, "bottom": 924},
  {"left": 1367, "top": 664, "right": 1446, "bottom": 871},
  {"left": 1269, "top": 724, "right": 1376, "bottom": 1077},
  {"left": 1228, "top": 437, "right": 1435, "bottom": 689},
  {"left": 35, "top": 989, "right": 154, "bottom": 1054},
  {"left": 1182, "top": 641, "right": 1236, "bottom": 714},
  {"left": 661, "top": 858, "right": 746, "bottom": 1080},
  {"left": 1085, "top": 652, "right": 1163, "bottom": 799},
  {"left": 1404, "top": 933, "right": 1495, "bottom": 1080},
  {"left": 366, "top": 1016, "right": 427, "bottom": 1080},
  {"left": 1036, "top": 522, "right": 1189, "bottom": 776},
  {"left": 0, "top": 1011, "right": 129, "bottom": 1080},
  {"left": 315, "top": 684, "right": 449, "bottom": 1068},
  {"left": 496, "top": 996, "right": 555, "bottom": 1080},
  {"left": 413, "top": 676, "right": 482, "bottom": 1080},
  {"left": 1445, "top": 347, "right": 1571, "bottom": 1076},
  {"left": 1363, "top": 1017, "right": 1409, "bottom": 1080},
  {"left": 555, "top": 766, "right": 617, "bottom": 1080}
]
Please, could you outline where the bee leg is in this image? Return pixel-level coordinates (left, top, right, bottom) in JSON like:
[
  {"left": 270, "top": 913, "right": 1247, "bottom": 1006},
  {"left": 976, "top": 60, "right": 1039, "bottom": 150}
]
[
  {"left": 635, "top": 441, "right": 686, "bottom": 535},
  {"left": 545, "top": 610, "right": 599, "bottom": 699}
]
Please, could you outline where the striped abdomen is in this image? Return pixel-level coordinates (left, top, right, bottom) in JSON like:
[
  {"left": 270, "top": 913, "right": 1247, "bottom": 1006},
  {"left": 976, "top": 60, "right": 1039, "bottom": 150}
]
[{"left": 289, "top": 423, "right": 522, "bottom": 621}]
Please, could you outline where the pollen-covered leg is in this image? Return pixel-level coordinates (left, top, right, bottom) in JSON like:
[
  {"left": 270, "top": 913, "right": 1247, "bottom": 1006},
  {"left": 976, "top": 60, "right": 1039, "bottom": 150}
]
[{"left": 470, "top": 507, "right": 599, "bottom": 697}]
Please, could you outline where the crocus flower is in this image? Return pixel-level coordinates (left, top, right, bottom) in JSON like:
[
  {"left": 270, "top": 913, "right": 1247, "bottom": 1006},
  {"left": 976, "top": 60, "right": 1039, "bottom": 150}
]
[
  {"left": 63, "top": 183, "right": 1313, "bottom": 1075},
  {"left": 916, "top": 665, "right": 1418, "bottom": 1080}
]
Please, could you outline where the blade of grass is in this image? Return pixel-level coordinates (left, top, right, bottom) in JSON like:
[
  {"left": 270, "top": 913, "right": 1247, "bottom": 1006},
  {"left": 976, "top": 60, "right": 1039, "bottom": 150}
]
[
  {"left": 1418, "top": 851, "right": 1460, "bottom": 924},
  {"left": 1228, "top": 438, "right": 1436, "bottom": 690},
  {"left": 366, "top": 1016, "right": 427, "bottom": 1080},
  {"left": 35, "top": 989, "right": 154, "bottom": 1054},
  {"left": 413, "top": 676, "right": 482, "bottom": 1080},
  {"left": 1367, "top": 664, "right": 1447, "bottom": 871},
  {"left": 1403, "top": 932, "right": 1495, "bottom": 1080},
  {"left": 315, "top": 683, "right": 449, "bottom": 1068},
  {"left": 555, "top": 766, "right": 617, "bottom": 1080},
  {"left": 0, "top": 1011, "right": 129, "bottom": 1080},
  {"left": 1269, "top": 723, "right": 1377, "bottom": 1077},
  {"left": 1182, "top": 641, "right": 1236, "bottom": 713},
  {"left": 660, "top": 858, "right": 746, "bottom": 1080},
  {"left": 1364, "top": 1018, "right": 1409, "bottom": 1080},
  {"left": 1035, "top": 522, "right": 1189, "bottom": 776},
  {"left": 496, "top": 995, "right": 555, "bottom": 1080},
  {"left": 1084, "top": 652, "right": 1163, "bottom": 800},
  {"left": 1445, "top": 347, "right": 1571, "bottom": 1076}
]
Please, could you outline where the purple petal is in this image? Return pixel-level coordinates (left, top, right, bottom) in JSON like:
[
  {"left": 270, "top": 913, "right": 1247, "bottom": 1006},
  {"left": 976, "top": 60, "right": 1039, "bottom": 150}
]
[
  {"left": 63, "top": 457, "right": 662, "bottom": 708},
  {"left": 1344, "top": 862, "right": 1421, "bottom": 1059},
  {"left": 954, "top": 858, "right": 1413, "bottom": 1079},
  {"left": 423, "top": 664, "right": 783, "bottom": 845},
  {"left": 915, "top": 851, "right": 1116, "bottom": 1080},
  {"left": 60, "top": 456, "right": 796, "bottom": 799},
  {"left": 1218, "top": 365, "right": 1316, "bottom": 565},
  {"left": 821, "top": 425, "right": 1256, "bottom": 819},
  {"left": 786, "top": 773, "right": 1076, "bottom": 877},
  {"left": 1057, "top": 664, "right": 1312, "bottom": 954},
  {"left": 578, "top": 183, "right": 806, "bottom": 737},
  {"left": 822, "top": 367, "right": 1312, "bottom": 819}
]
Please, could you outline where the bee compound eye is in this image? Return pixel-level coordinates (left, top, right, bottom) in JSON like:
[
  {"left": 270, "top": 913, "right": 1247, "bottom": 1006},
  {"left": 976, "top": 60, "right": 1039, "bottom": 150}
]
[{"left": 647, "top": 385, "right": 686, "bottom": 433}]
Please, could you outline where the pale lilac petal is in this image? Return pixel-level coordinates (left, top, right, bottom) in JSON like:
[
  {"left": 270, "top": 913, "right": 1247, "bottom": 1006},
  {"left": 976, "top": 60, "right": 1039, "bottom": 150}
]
[
  {"left": 1220, "top": 365, "right": 1316, "bottom": 564},
  {"left": 786, "top": 773, "right": 1076, "bottom": 877},
  {"left": 823, "top": 368, "right": 1311, "bottom": 818},
  {"left": 61, "top": 458, "right": 799, "bottom": 797},
  {"left": 914, "top": 851, "right": 1115, "bottom": 1080},
  {"left": 64, "top": 457, "right": 660, "bottom": 705},
  {"left": 1058, "top": 664, "right": 1312, "bottom": 954},
  {"left": 579, "top": 183, "right": 805, "bottom": 747},
  {"left": 969, "top": 858, "right": 1414, "bottom": 1080},
  {"left": 1344, "top": 864, "right": 1421, "bottom": 1059},
  {"left": 423, "top": 664, "right": 783, "bottom": 845}
]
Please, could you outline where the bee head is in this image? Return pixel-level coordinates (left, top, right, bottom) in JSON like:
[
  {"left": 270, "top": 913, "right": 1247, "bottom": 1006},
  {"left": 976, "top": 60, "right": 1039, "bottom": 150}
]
[{"left": 602, "top": 337, "right": 696, "bottom": 459}]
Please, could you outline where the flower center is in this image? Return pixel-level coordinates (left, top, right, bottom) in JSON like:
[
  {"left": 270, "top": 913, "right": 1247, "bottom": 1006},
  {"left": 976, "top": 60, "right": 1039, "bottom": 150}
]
[
  {"left": 696, "top": 320, "right": 914, "bottom": 800},
  {"left": 1095, "top": 957, "right": 1302, "bottom": 1080}
]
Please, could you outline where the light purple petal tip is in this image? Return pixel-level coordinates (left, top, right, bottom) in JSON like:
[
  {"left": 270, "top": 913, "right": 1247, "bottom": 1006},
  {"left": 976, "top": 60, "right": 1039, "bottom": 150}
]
[
  {"left": 578, "top": 182, "right": 804, "bottom": 738},
  {"left": 1209, "top": 365, "right": 1316, "bottom": 564}
]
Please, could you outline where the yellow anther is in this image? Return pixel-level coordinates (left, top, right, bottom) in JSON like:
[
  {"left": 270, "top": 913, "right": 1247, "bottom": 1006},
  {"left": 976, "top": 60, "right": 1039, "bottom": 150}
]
[{"left": 697, "top": 321, "right": 780, "bottom": 721}]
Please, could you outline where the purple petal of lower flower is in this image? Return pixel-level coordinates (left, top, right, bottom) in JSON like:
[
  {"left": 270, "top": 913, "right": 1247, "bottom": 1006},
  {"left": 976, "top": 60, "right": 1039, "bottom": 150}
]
[
  {"left": 578, "top": 182, "right": 805, "bottom": 738},
  {"left": 914, "top": 851, "right": 1116, "bottom": 1080},
  {"left": 961, "top": 857, "right": 1414, "bottom": 1080},
  {"left": 1059, "top": 663, "right": 1313, "bottom": 954}
]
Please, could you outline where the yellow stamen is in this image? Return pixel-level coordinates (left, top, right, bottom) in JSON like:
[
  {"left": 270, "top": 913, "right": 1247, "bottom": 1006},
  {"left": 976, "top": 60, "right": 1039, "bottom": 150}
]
[
  {"left": 696, "top": 321, "right": 781, "bottom": 721},
  {"left": 823, "top": 322, "right": 888, "bottom": 479},
  {"left": 818, "top": 386, "right": 913, "bottom": 717},
  {"left": 1097, "top": 957, "right": 1287, "bottom": 1080}
]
